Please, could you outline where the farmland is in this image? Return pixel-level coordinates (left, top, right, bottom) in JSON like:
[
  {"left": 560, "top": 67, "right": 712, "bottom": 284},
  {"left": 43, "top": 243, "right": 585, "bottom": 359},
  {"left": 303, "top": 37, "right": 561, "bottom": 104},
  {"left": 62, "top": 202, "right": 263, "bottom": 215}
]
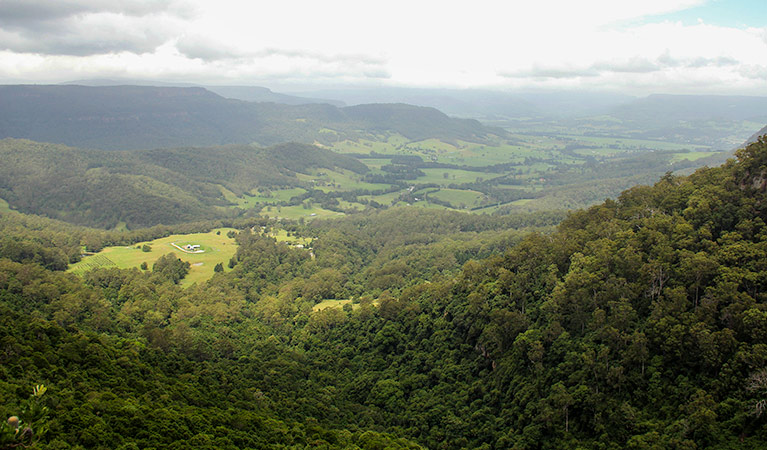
[
  {"left": 69, "top": 228, "right": 238, "bottom": 287},
  {"left": 208, "top": 129, "right": 733, "bottom": 218}
]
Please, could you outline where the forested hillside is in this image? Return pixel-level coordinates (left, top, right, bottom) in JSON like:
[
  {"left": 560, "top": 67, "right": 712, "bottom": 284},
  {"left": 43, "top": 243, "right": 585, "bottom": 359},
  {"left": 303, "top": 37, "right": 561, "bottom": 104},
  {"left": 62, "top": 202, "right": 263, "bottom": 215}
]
[
  {"left": 0, "top": 139, "right": 367, "bottom": 228},
  {"left": 0, "top": 85, "right": 501, "bottom": 150},
  {"left": 1, "top": 137, "right": 767, "bottom": 449}
]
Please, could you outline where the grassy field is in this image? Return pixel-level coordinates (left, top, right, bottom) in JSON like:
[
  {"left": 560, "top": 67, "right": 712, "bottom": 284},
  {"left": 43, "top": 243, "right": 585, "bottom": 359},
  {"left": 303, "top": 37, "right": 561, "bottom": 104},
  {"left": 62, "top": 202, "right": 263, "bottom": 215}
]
[
  {"left": 197, "top": 128, "right": 739, "bottom": 219},
  {"left": 0, "top": 198, "right": 11, "bottom": 213},
  {"left": 358, "top": 191, "right": 402, "bottom": 206},
  {"left": 670, "top": 151, "right": 721, "bottom": 162},
  {"left": 417, "top": 168, "right": 489, "bottom": 185},
  {"left": 312, "top": 298, "right": 382, "bottom": 312},
  {"left": 331, "top": 134, "right": 411, "bottom": 154},
  {"left": 260, "top": 204, "right": 344, "bottom": 220},
  {"left": 224, "top": 187, "right": 307, "bottom": 209},
  {"left": 297, "top": 168, "right": 390, "bottom": 192},
  {"left": 428, "top": 189, "right": 486, "bottom": 208},
  {"left": 266, "top": 228, "right": 313, "bottom": 246},
  {"left": 558, "top": 135, "right": 706, "bottom": 151},
  {"left": 312, "top": 299, "right": 355, "bottom": 312},
  {"left": 69, "top": 228, "right": 238, "bottom": 287}
]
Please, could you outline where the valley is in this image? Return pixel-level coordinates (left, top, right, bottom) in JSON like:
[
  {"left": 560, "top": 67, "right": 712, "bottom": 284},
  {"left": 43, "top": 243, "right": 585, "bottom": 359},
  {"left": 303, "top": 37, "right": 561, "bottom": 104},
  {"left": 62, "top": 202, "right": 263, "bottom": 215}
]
[
  {"left": 0, "top": 84, "right": 766, "bottom": 450},
  {"left": 3, "top": 2, "right": 767, "bottom": 448}
]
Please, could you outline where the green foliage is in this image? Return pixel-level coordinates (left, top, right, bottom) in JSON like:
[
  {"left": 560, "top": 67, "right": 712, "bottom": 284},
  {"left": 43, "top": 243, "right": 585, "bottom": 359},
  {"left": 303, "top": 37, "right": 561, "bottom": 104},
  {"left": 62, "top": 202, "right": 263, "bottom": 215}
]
[
  {"left": 0, "top": 385, "right": 49, "bottom": 450},
  {"left": 152, "top": 253, "right": 190, "bottom": 284},
  {"left": 0, "top": 139, "right": 366, "bottom": 228},
  {"left": 1, "top": 137, "right": 767, "bottom": 449}
]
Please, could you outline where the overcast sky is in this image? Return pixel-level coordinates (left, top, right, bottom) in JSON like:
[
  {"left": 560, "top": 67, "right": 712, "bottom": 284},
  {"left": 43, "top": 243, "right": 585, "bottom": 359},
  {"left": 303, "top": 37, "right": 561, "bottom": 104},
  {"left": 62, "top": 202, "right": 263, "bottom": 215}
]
[{"left": 0, "top": 0, "right": 765, "bottom": 95}]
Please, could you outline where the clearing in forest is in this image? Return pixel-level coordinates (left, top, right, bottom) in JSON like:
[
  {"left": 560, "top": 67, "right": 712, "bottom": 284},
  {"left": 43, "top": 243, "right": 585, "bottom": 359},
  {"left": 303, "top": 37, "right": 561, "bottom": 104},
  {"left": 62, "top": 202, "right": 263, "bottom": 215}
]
[{"left": 68, "top": 228, "right": 238, "bottom": 286}]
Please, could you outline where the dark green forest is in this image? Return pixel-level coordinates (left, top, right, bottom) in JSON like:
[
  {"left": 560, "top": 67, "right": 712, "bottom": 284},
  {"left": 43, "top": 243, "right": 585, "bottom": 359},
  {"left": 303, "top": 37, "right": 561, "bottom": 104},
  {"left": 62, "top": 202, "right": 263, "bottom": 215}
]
[{"left": 2, "top": 136, "right": 767, "bottom": 448}]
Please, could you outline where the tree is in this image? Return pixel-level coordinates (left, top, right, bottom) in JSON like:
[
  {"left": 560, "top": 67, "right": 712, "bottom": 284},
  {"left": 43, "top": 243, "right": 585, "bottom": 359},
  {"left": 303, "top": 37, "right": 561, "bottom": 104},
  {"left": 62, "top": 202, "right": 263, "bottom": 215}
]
[
  {"left": 748, "top": 369, "right": 767, "bottom": 417},
  {"left": 152, "top": 253, "right": 190, "bottom": 284},
  {"left": 1, "top": 385, "right": 49, "bottom": 450},
  {"left": 141, "top": 244, "right": 151, "bottom": 252},
  {"left": 214, "top": 262, "right": 224, "bottom": 273}
]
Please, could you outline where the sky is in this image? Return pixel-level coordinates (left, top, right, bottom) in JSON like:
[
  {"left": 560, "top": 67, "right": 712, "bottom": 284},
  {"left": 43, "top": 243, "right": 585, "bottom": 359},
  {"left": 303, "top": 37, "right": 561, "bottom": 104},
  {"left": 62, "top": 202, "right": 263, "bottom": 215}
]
[{"left": 0, "top": 0, "right": 765, "bottom": 95}]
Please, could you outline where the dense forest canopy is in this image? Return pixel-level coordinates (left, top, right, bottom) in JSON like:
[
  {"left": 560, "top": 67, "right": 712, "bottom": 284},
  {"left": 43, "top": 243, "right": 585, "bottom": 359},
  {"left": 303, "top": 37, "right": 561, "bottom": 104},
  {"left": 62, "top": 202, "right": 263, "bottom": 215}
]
[{"left": 1, "top": 136, "right": 767, "bottom": 448}]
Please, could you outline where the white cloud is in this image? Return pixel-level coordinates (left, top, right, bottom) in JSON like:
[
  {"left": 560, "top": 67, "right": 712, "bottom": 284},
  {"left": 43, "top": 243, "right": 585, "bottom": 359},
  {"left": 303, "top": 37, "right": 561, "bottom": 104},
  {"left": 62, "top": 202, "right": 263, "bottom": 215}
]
[{"left": 0, "top": 0, "right": 765, "bottom": 94}]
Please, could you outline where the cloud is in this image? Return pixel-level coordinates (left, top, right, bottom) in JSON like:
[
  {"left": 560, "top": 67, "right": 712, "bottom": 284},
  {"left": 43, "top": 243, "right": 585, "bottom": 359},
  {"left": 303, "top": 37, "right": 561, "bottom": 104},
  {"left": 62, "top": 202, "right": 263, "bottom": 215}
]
[
  {"left": 501, "top": 51, "right": 745, "bottom": 82},
  {"left": 0, "top": 0, "right": 191, "bottom": 56},
  {"left": 657, "top": 51, "right": 739, "bottom": 68},
  {"left": 592, "top": 57, "right": 660, "bottom": 74},
  {"left": 499, "top": 65, "right": 599, "bottom": 80},
  {"left": 739, "top": 65, "right": 767, "bottom": 80},
  {"left": 0, "top": 0, "right": 183, "bottom": 23},
  {"left": 173, "top": 33, "right": 390, "bottom": 81},
  {"left": 174, "top": 35, "right": 241, "bottom": 61},
  {"left": 175, "top": 34, "right": 386, "bottom": 67},
  {"left": 0, "top": 1, "right": 765, "bottom": 95}
]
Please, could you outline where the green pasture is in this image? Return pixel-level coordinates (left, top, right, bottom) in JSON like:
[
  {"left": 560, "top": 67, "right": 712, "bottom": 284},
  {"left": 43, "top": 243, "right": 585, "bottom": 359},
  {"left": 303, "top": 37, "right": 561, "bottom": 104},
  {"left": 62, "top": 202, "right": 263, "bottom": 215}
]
[
  {"left": 428, "top": 140, "right": 539, "bottom": 167},
  {"left": 69, "top": 228, "right": 238, "bottom": 287},
  {"left": 417, "top": 168, "right": 489, "bottom": 185},
  {"left": 0, "top": 198, "right": 11, "bottom": 213},
  {"left": 559, "top": 135, "right": 706, "bottom": 151},
  {"left": 266, "top": 228, "right": 313, "bottom": 247},
  {"left": 313, "top": 299, "right": 355, "bottom": 312},
  {"left": 313, "top": 298, "right": 382, "bottom": 312},
  {"left": 404, "top": 200, "right": 449, "bottom": 210},
  {"left": 358, "top": 191, "right": 402, "bottom": 206},
  {"left": 297, "top": 168, "right": 389, "bottom": 192},
  {"left": 261, "top": 204, "right": 344, "bottom": 221},
  {"left": 670, "top": 151, "right": 722, "bottom": 163},
  {"left": 331, "top": 134, "right": 410, "bottom": 154},
  {"left": 337, "top": 200, "right": 367, "bottom": 211},
  {"left": 573, "top": 148, "right": 630, "bottom": 157},
  {"left": 224, "top": 187, "right": 307, "bottom": 209},
  {"left": 428, "top": 189, "right": 486, "bottom": 209}
]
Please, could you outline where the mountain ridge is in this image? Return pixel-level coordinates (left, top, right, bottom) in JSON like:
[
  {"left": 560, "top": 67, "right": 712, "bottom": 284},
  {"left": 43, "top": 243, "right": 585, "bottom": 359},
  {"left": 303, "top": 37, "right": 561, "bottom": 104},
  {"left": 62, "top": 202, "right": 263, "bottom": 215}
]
[{"left": 0, "top": 85, "right": 504, "bottom": 150}]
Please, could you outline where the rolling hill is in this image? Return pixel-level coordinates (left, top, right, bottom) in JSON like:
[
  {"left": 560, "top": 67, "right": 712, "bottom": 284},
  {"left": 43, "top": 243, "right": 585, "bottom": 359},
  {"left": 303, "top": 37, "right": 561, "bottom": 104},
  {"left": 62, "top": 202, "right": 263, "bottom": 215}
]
[
  {"left": 0, "top": 138, "right": 368, "bottom": 228},
  {"left": 0, "top": 85, "right": 504, "bottom": 150}
]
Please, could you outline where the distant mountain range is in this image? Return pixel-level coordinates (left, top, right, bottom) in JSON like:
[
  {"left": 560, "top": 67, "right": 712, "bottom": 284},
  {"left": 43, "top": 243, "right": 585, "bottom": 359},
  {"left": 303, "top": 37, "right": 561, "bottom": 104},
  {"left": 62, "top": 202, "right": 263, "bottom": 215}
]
[
  {"left": 62, "top": 78, "right": 345, "bottom": 106},
  {"left": 0, "top": 85, "right": 502, "bottom": 150},
  {"left": 203, "top": 86, "right": 344, "bottom": 107},
  {"left": 284, "top": 87, "right": 635, "bottom": 118}
]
